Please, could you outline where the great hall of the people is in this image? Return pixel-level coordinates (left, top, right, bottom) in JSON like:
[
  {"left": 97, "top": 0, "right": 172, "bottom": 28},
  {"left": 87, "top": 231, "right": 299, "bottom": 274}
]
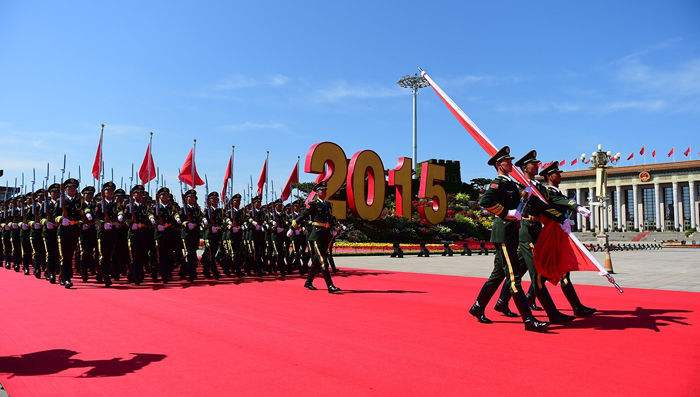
[{"left": 559, "top": 160, "right": 699, "bottom": 232}]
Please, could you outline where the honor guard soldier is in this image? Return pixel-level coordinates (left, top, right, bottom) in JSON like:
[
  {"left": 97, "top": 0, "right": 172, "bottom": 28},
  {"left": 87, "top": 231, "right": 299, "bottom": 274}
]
[
  {"left": 224, "top": 193, "right": 245, "bottom": 277},
  {"left": 20, "top": 194, "right": 33, "bottom": 275},
  {"left": 29, "top": 189, "right": 46, "bottom": 279},
  {"left": 270, "top": 199, "right": 289, "bottom": 276},
  {"left": 9, "top": 198, "right": 22, "bottom": 272},
  {"left": 43, "top": 183, "right": 61, "bottom": 284},
  {"left": 0, "top": 201, "right": 7, "bottom": 268},
  {"left": 95, "top": 181, "right": 119, "bottom": 287},
  {"left": 126, "top": 184, "right": 151, "bottom": 285},
  {"left": 292, "top": 182, "right": 341, "bottom": 293},
  {"left": 80, "top": 186, "right": 97, "bottom": 282},
  {"left": 201, "top": 191, "right": 226, "bottom": 278},
  {"left": 180, "top": 189, "right": 203, "bottom": 282},
  {"left": 150, "top": 187, "right": 180, "bottom": 282},
  {"left": 57, "top": 178, "right": 82, "bottom": 288},
  {"left": 539, "top": 162, "right": 596, "bottom": 317},
  {"left": 248, "top": 195, "right": 266, "bottom": 276},
  {"left": 290, "top": 200, "right": 310, "bottom": 274},
  {"left": 468, "top": 146, "right": 548, "bottom": 332},
  {"left": 493, "top": 151, "right": 576, "bottom": 324},
  {"left": 113, "top": 188, "right": 130, "bottom": 280}
]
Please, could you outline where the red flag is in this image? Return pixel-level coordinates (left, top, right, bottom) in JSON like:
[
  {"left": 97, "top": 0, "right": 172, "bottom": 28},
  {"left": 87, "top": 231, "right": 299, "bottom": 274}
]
[
  {"left": 626, "top": 153, "right": 634, "bottom": 161},
  {"left": 570, "top": 158, "right": 578, "bottom": 166},
  {"left": 651, "top": 149, "right": 656, "bottom": 158},
  {"left": 178, "top": 148, "right": 204, "bottom": 187},
  {"left": 91, "top": 129, "right": 103, "bottom": 179},
  {"left": 559, "top": 159, "right": 566, "bottom": 166},
  {"left": 667, "top": 147, "right": 675, "bottom": 157},
  {"left": 257, "top": 157, "right": 267, "bottom": 196},
  {"left": 222, "top": 155, "right": 233, "bottom": 200},
  {"left": 639, "top": 146, "right": 645, "bottom": 155},
  {"left": 280, "top": 161, "right": 299, "bottom": 201},
  {"left": 138, "top": 142, "right": 156, "bottom": 184},
  {"left": 684, "top": 147, "right": 691, "bottom": 157}
]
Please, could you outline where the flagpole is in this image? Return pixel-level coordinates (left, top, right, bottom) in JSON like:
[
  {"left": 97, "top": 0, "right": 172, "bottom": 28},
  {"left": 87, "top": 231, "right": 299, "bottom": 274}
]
[
  {"left": 192, "top": 139, "right": 197, "bottom": 190},
  {"left": 295, "top": 155, "right": 300, "bottom": 202},
  {"left": 231, "top": 145, "right": 235, "bottom": 199},
  {"left": 147, "top": 131, "right": 153, "bottom": 194},
  {"left": 265, "top": 150, "right": 269, "bottom": 205}
]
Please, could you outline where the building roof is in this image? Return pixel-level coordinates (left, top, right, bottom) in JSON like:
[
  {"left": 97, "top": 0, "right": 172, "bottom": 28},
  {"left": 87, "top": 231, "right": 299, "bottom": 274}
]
[{"left": 561, "top": 159, "right": 700, "bottom": 180}]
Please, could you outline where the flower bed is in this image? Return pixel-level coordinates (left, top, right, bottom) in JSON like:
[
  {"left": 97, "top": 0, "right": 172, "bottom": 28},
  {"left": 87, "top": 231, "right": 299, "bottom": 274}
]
[{"left": 333, "top": 241, "right": 495, "bottom": 255}]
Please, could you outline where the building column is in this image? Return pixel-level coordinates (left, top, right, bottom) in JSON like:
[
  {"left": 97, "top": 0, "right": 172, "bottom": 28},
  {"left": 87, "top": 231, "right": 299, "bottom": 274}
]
[
  {"left": 632, "top": 184, "right": 639, "bottom": 230},
  {"left": 690, "top": 179, "right": 697, "bottom": 230},
  {"left": 654, "top": 183, "right": 661, "bottom": 230},
  {"left": 672, "top": 181, "right": 680, "bottom": 230},
  {"left": 615, "top": 185, "right": 622, "bottom": 231},
  {"left": 588, "top": 186, "right": 596, "bottom": 231},
  {"left": 575, "top": 187, "right": 583, "bottom": 231}
]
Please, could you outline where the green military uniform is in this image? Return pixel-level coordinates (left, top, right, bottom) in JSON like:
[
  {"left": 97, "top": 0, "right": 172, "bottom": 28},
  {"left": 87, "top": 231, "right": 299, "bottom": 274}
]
[
  {"left": 80, "top": 186, "right": 98, "bottom": 282},
  {"left": 19, "top": 194, "right": 34, "bottom": 275},
  {"left": 293, "top": 182, "right": 340, "bottom": 293},
  {"left": 151, "top": 188, "right": 180, "bottom": 282},
  {"left": 468, "top": 146, "right": 548, "bottom": 332},
  {"left": 57, "top": 178, "right": 82, "bottom": 288},
  {"left": 43, "top": 184, "right": 61, "bottom": 284},
  {"left": 201, "top": 192, "right": 225, "bottom": 279},
  {"left": 95, "top": 182, "right": 119, "bottom": 287},
  {"left": 180, "top": 189, "right": 202, "bottom": 282},
  {"left": 29, "top": 190, "right": 46, "bottom": 279},
  {"left": 126, "top": 185, "right": 151, "bottom": 285},
  {"left": 223, "top": 194, "right": 245, "bottom": 277}
]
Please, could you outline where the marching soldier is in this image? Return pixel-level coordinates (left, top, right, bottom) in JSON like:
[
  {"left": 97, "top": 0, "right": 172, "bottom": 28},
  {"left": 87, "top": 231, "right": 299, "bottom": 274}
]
[
  {"left": 290, "top": 200, "right": 310, "bottom": 274},
  {"left": 10, "top": 198, "right": 22, "bottom": 272},
  {"left": 126, "top": 185, "right": 151, "bottom": 285},
  {"left": 95, "top": 181, "right": 119, "bottom": 287},
  {"left": 113, "top": 188, "right": 131, "bottom": 280},
  {"left": 0, "top": 201, "right": 7, "bottom": 268},
  {"left": 150, "top": 187, "right": 180, "bottom": 283},
  {"left": 249, "top": 196, "right": 266, "bottom": 276},
  {"left": 43, "top": 183, "right": 61, "bottom": 284},
  {"left": 270, "top": 199, "right": 289, "bottom": 276},
  {"left": 224, "top": 193, "right": 245, "bottom": 277},
  {"left": 180, "top": 189, "right": 202, "bottom": 282},
  {"left": 292, "top": 182, "right": 341, "bottom": 293},
  {"left": 539, "top": 162, "right": 597, "bottom": 317},
  {"left": 29, "top": 189, "right": 46, "bottom": 279},
  {"left": 201, "top": 191, "right": 226, "bottom": 279},
  {"left": 80, "top": 186, "right": 98, "bottom": 282},
  {"left": 467, "top": 146, "right": 548, "bottom": 332},
  {"left": 20, "top": 194, "right": 33, "bottom": 275},
  {"left": 56, "top": 178, "right": 82, "bottom": 288},
  {"left": 493, "top": 151, "right": 576, "bottom": 324}
]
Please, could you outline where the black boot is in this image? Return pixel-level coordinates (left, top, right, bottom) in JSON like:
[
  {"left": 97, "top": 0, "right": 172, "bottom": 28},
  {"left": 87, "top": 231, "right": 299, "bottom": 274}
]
[
  {"left": 538, "top": 285, "right": 575, "bottom": 324},
  {"left": 328, "top": 285, "right": 341, "bottom": 294},
  {"left": 523, "top": 317, "right": 549, "bottom": 332},
  {"left": 304, "top": 283, "right": 317, "bottom": 290},
  {"left": 561, "top": 281, "right": 597, "bottom": 317},
  {"left": 468, "top": 301, "right": 492, "bottom": 324},
  {"left": 493, "top": 300, "right": 519, "bottom": 317},
  {"left": 527, "top": 292, "right": 543, "bottom": 311}
]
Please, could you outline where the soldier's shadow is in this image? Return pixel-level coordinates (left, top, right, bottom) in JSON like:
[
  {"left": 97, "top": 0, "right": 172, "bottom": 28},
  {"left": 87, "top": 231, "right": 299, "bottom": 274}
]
[
  {"left": 0, "top": 349, "right": 166, "bottom": 378},
  {"left": 339, "top": 289, "right": 427, "bottom": 294},
  {"left": 551, "top": 307, "right": 692, "bottom": 332}
]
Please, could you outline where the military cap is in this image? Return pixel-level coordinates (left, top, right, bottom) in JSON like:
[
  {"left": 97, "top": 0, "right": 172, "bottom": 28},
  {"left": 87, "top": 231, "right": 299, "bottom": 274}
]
[
  {"left": 273, "top": 199, "right": 283, "bottom": 205},
  {"left": 48, "top": 183, "right": 61, "bottom": 192},
  {"left": 232, "top": 193, "right": 241, "bottom": 199},
  {"left": 81, "top": 186, "right": 95, "bottom": 195},
  {"left": 25, "top": 193, "right": 33, "bottom": 200},
  {"left": 487, "top": 146, "right": 514, "bottom": 166},
  {"left": 102, "top": 181, "right": 116, "bottom": 191},
  {"left": 184, "top": 189, "right": 197, "bottom": 198},
  {"left": 130, "top": 184, "right": 145, "bottom": 194},
  {"left": 539, "top": 161, "right": 562, "bottom": 178},
  {"left": 313, "top": 181, "right": 328, "bottom": 192},
  {"left": 207, "top": 191, "right": 219, "bottom": 199},
  {"left": 157, "top": 187, "right": 170, "bottom": 196},
  {"left": 34, "top": 189, "right": 46, "bottom": 196},
  {"left": 63, "top": 178, "right": 79, "bottom": 188},
  {"left": 252, "top": 194, "right": 262, "bottom": 203},
  {"left": 115, "top": 188, "right": 127, "bottom": 197},
  {"left": 514, "top": 150, "right": 539, "bottom": 168}
]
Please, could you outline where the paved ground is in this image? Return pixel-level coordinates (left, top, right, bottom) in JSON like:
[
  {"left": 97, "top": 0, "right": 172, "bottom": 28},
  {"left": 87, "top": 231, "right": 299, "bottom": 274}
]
[{"left": 336, "top": 248, "right": 700, "bottom": 292}]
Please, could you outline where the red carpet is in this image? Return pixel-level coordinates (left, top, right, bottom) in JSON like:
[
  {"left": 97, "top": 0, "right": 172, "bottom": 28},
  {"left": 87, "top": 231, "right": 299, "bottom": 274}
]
[{"left": 1, "top": 267, "right": 698, "bottom": 396}]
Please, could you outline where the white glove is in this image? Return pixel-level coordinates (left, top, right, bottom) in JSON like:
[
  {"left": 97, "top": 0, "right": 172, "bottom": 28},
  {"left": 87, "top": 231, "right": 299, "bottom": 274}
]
[
  {"left": 61, "top": 218, "right": 70, "bottom": 226},
  {"left": 202, "top": 218, "right": 209, "bottom": 226},
  {"left": 506, "top": 209, "right": 522, "bottom": 221},
  {"left": 86, "top": 213, "right": 93, "bottom": 221},
  {"left": 46, "top": 222, "right": 55, "bottom": 230},
  {"left": 157, "top": 225, "right": 165, "bottom": 232},
  {"left": 132, "top": 224, "right": 139, "bottom": 231},
  {"left": 577, "top": 206, "right": 591, "bottom": 218},
  {"left": 251, "top": 221, "right": 258, "bottom": 227},
  {"left": 561, "top": 218, "right": 572, "bottom": 234},
  {"left": 117, "top": 214, "right": 124, "bottom": 222},
  {"left": 21, "top": 223, "right": 29, "bottom": 230},
  {"left": 332, "top": 230, "right": 338, "bottom": 237},
  {"left": 34, "top": 223, "right": 42, "bottom": 230},
  {"left": 104, "top": 222, "right": 112, "bottom": 230},
  {"left": 82, "top": 224, "right": 90, "bottom": 230},
  {"left": 11, "top": 223, "right": 17, "bottom": 229},
  {"left": 286, "top": 229, "right": 294, "bottom": 238},
  {"left": 187, "top": 222, "right": 196, "bottom": 230},
  {"left": 211, "top": 226, "right": 220, "bottom": 233}
]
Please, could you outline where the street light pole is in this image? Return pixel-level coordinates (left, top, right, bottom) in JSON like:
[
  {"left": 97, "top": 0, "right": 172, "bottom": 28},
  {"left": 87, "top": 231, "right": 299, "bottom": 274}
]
[
  {"left": 398, "top": 73, "right": 430, "bottom": 176},
  {"left": 589, "top": 144, "right": 618, "bottom": 274}
]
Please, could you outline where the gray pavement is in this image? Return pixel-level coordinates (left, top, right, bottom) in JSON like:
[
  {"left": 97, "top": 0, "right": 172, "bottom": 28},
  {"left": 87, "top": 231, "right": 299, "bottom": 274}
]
[{"left": 335, "top": 248, "right": 700, "bottom": 292}]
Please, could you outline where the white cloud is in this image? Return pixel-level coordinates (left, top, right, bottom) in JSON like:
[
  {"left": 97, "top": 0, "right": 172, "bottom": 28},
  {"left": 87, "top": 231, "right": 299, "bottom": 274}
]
[
  {"left": 314, "top": 81, "right": 403, "bottom": 103},
  {"left": 213, "top": 74, "right": 290, "bottom": 91}
]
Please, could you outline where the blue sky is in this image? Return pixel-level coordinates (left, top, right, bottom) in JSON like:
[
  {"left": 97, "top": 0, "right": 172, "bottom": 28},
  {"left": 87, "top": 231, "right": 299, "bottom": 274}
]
[{"left": 1, "top": 1, "right": 698, "bottom": 196}]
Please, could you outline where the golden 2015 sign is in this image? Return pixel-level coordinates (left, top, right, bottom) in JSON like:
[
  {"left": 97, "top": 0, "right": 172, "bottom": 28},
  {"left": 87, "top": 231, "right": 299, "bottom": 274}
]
[{"left": 304, "top": 142, "right": 446, "bottom": 225}]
